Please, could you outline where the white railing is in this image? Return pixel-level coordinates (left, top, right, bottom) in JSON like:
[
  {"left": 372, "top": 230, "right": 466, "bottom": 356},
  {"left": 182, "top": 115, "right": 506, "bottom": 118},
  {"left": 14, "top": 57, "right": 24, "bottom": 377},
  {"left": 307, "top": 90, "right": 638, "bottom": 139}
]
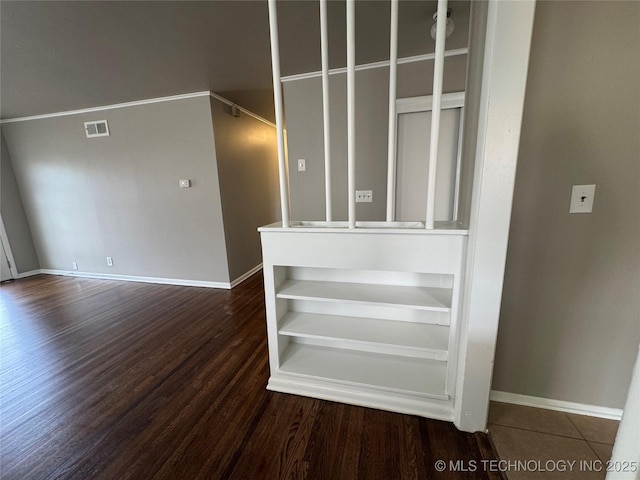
[
  {"left": 385, "top": 0, "right": 399, "bottom": 222},
  {"left": 320, "top": 0, "right": 332, "bottom": 221},
  {"left": 267, "top": 0, "right": 449, "bottom": 230}
]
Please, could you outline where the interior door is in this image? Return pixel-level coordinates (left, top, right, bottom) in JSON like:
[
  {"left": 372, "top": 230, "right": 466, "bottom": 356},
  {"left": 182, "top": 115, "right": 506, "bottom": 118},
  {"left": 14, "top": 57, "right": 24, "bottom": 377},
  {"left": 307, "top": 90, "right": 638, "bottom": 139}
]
[{"left": 395, "top": 107, "right": 462, "bottom": 222}]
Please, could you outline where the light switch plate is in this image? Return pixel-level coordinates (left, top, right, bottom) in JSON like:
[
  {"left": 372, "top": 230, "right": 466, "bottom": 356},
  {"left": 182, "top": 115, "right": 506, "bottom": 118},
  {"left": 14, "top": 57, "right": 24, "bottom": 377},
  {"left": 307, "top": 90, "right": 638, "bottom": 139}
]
[
  {"left": 569, "top": 184, "right": 596, "bottom": 213},
  {"left": 297, "top": 159, "right": 306, "bottom": 172},
  {"left": 179, "top": 179, "right": 191, "bottom": 188}
]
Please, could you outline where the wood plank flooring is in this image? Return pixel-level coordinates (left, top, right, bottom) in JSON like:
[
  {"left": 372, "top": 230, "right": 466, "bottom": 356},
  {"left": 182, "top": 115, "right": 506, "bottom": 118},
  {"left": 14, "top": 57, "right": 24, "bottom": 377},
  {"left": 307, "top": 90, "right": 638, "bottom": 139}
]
[{"left": 0, "top": 273, "right": 500, "bottom": 479}]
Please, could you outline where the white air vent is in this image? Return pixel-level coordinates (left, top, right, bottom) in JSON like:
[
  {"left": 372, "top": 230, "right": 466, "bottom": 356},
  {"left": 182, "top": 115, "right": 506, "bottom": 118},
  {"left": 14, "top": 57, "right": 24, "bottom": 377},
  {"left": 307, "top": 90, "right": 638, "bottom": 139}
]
[{"left": 84, "top": 120, "right": 109, "bottom": 138}]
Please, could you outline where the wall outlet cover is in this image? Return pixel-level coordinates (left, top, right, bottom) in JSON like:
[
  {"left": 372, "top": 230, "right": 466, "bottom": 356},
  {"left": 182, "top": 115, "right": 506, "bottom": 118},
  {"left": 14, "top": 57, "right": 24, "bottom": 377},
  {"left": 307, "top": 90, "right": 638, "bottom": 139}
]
[{"left": 356, "top": 190, "right": 373, "bottom": 203}]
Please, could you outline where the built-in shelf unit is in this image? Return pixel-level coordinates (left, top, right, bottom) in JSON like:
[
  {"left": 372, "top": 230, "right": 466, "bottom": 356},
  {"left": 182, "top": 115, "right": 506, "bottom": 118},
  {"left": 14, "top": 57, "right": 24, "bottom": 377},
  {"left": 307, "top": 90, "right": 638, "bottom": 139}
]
[{"left": 260, "top": 224, "right": 467, "bottom": 420}]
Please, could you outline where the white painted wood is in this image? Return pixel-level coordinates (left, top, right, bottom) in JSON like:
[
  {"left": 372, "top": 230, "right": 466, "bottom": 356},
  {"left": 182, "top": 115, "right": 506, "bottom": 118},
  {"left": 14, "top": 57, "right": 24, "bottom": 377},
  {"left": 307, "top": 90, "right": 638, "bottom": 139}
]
[
  {"left": 280, "top": 48, "right": 469, "bottom": 83},
  {"left": 346, "top": 0, "right": 356, "bottom": 229},
  {"left": 385, "top": 0, "right": 399, "bottom": 222},
  {"left": 0, "top": 239, "right": 12, "bottom": 281},
  {"left": 287, "top": 266, "right": 452, "bottom": 288},
  {"left": 0, "top": 91, "right": 211, "bottom": 124},
  {"left": 426, "top": 0, "right": 449, "bottom": 230},
  {"left": 277, "top": 280, "right": 452, "bottom": 312},
  {"left": 0, "top": 214, "right": 18, "bottom": 279},
  {"left": 261, "top": 220, "right": 468, "bottom": 234},
  {"left": 268, "top": 374, "right": 454, "bottom": 420},
  {"left": 209, "top": 93, "right": 275, "bottom": 128},
  {"left": 452, "top": 107, "right": 465, "bottom": 221},
  {"left": 229, "top": 263, "right": 263, "bottom": 288},
  {"left": 36, "top": 269, "right": 232, "bottom": 289},
  {"left": 289, "top": 299, "right": 451, "bottom": 326},
  {"left": 279, "top": 312, "right": 449, "bottom": 360},
  {"left": 607, "top": 344, "right": 640, "bottom": 480},
  {"left": 260, "top": 227, "right": 467, "bottom": 424},
  {"left": 17, "top": 270, "right": 41, "bottom": 279},
  {"left": 267, "top": 0, "right": 291, "bottom": 228},
  {"left": 396, "top": 92, "right": 465, "bottom": 114},
  {"left": 319, "top": 0, "right": 332, "bottom": 221},
  {"left": 453, "top": 0, "right": 536, "bottom": 432},
  {"left": 490, "top": 391, "right": 624, "bottom": 421},
  {"left": 279, "top": 343, "right": 449, "bottom": 399},
  {"left": 260, "top": 230, "right": 466, "bottom": 274}
]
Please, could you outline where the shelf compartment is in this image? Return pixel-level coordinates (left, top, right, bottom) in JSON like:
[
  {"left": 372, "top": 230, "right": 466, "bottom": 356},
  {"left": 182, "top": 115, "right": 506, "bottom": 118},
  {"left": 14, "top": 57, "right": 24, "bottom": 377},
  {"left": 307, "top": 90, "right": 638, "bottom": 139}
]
[
  {"left": 276, "top": 279, "right": 451, "bottom": 312},
  {"left": 279, "top": 312, "right": 448, "bottom": 360},
  {"left": 278, "top": 343, "right": 449, "bottom": 399}
]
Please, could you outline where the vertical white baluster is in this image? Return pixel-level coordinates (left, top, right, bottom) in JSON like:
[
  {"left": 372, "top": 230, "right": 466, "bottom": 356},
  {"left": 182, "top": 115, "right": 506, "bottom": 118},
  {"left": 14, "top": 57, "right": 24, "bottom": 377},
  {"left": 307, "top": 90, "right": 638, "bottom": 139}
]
[
  {"left": 426, "top": 0, "right": 448, "bottom": 229},
  {"left": 320, "top": 0, "right": 332, "bottom": 221},
  {"left": 385, "top": 0, "right": 399, "bottom": 222},
  {"left": 268, "top": 0, "right": 291, "bottom": 228},
  {"left": 347, "top": 0, "right": 356, "bottom": 228}
]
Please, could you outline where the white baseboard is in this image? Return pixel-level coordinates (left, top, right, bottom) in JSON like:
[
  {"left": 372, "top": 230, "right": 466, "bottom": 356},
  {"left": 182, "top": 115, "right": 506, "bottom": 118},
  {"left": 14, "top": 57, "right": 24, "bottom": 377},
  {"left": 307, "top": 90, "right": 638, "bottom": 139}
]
[
  {"left": 38, "top": 269, "right": 231, "bottom": 289},
  {"left": 490, "top": 390, "right": 623, "bottom": 420},
  {"left": 230, "top": 264, "right": 263, "bottom": 288},
  {"left": 17, "top": 269, "right": 43, "bottom": 279}
]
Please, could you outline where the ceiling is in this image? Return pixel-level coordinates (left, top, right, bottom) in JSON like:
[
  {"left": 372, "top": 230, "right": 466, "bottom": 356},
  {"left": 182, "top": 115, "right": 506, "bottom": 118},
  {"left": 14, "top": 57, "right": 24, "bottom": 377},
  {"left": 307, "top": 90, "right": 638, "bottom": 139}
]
[{"left": 1, "top": 1, "right": 469, "bottom": 122}]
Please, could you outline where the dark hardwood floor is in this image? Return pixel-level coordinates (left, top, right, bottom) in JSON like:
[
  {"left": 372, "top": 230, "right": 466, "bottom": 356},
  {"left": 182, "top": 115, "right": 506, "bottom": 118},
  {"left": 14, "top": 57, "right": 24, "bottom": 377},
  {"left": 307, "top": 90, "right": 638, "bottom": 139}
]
[{"left": 1, "top": 273, "right": 500, "bottom": 479}]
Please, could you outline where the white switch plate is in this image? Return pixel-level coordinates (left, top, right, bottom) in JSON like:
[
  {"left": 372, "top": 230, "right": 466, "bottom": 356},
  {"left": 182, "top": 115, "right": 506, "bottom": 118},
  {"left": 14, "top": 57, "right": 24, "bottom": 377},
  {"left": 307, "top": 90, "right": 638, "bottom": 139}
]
[
  {"left": 179, "top": 179, "right": 191, "bottom": 188},
  {"left": 106, "top": 256, "right": 114, "bottom": 267},
  {"left": 356, "top": 190, "right": 373, "bottom": 203},
  {"left": 297, "top": 159, "right": 306, "bottom": 172},
  {"left": 72, "top": 261, "right": 78, "bottom": 271},
  {"left": 569, "top": 184, "right": 596, "bottom": 213}
]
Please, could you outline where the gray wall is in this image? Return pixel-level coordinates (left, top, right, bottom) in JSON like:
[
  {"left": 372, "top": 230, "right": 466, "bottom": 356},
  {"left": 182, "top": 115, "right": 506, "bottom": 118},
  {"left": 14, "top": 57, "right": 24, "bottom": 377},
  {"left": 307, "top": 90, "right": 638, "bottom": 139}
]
[
  {"left": 211, "top": 98, "right": 281, "bottom": 281},
  {"left": 456, "top": 0, "right": 487, "bottom": 228},
  {"left": 2, "top": 97, "right": 231, "bottom": 283},
  {"left": 492, "top": 1, "right": 640, "bottom": 408},
  {"left": 284, "top": 55, "right": 468, "bottom": 221},
  {"left": 0, "top": 129, "right": 40, "bottom": 273}
]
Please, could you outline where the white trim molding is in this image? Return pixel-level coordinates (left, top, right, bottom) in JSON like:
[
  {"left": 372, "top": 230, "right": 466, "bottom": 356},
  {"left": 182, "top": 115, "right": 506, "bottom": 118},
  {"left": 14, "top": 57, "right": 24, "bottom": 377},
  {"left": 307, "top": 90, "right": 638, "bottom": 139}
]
[
  {"left": 230, "top": 264, "right": 263, "bottom": 289},
  {"left": 0, "top": 214, "right": 19, "bottom": 279},
  {"left": 14, "top": 265, "right": 264, "bottom": 289},
  {"left": 0, "top": 91, "right": 275, "bottom": 130},
  {"left": 490, "top": 390, "right": 623, "bottom": 421},
  {"left": 17, "top": 269, "right": 42, "bottom": 279},
  {"left": 453, "top": 0, "right": 536, "bottom": 433},
  {"left": 209, "top": 93, "right": 276, "bottom": 129},
  {"left": 0, "top": 91, "right": 211, "bottom": 124},
  {"left": 281, "top": 48, "right": 469, "bottom": 83},
  {"left": 38, "top": 269, "right": 231, "bottom": 289}
]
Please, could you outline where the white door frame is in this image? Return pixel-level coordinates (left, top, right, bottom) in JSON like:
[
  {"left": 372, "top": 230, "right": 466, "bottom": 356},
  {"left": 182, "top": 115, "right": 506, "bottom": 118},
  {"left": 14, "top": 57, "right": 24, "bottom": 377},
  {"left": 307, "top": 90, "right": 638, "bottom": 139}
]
[
  {"left": 0, "top": 213, "right": 19, "bottom": 279},
  {"left": 453, "top": 0, "right": 536, "bottom": 432},
  {"left": 395, "top": 92, "right": 465, "bottom": 221}
]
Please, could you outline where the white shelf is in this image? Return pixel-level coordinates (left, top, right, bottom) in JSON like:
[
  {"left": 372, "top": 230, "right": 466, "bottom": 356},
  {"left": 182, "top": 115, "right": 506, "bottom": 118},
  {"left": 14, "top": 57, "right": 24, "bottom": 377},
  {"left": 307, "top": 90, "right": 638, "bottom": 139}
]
[
  {"left": 279, "top": 312, "right": 449, "bottom": 360},
  {"left": 276, "top": 279, "right": 451, "bottom": 312},
  {"left": 279, "top": 343, "right": 449, "bottom": 399}
]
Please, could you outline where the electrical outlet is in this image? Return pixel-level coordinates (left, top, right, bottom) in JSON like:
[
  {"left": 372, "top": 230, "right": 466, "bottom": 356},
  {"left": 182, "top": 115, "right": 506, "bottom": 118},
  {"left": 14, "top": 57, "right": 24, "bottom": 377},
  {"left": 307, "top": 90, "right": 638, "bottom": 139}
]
[
  {"left": 356, "top": 190, "right": 373, "bottom": 203},
  {"left": 297, "top": 159, "right": 306, "bottom": 172},
  {"left": 179, "top": 179, "right": 191, "bottom": 188},
  {"left": 72, "top": 261, "right": 78, "bottom": 271},
  {"left": 569, "top": 184, "right": 596, "bottom": 213},
  {"left": 106, "top": 256, "right": 114, "bottom": 267}
]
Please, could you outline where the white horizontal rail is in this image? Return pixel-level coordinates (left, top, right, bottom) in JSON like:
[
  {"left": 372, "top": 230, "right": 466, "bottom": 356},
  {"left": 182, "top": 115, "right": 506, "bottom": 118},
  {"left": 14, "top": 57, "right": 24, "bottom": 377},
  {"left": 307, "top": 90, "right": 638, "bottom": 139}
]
[
  {"left": 280, "top": 48, "right": 468, "bottom": 83},
  {"left": 268, "top": 0, "right": 291, "bottom": 228}
]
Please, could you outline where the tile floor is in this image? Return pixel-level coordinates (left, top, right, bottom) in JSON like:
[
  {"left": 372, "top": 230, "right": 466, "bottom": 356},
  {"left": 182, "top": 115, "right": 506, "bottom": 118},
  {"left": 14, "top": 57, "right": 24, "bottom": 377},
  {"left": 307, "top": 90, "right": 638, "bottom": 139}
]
[{"left": 488, "top": 401, "right": 620, "bottom": 480}]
